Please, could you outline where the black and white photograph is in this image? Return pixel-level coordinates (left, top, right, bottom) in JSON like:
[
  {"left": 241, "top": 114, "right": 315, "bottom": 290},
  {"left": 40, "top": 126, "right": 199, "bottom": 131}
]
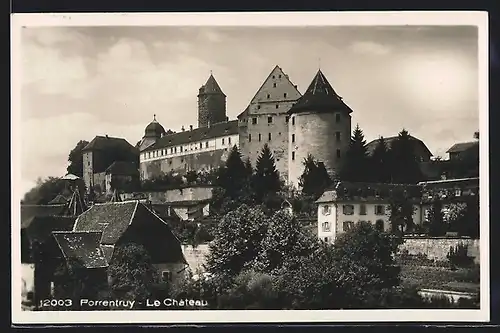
[{"left": 11, "top": 12, "right": 489, "bottom": 324}]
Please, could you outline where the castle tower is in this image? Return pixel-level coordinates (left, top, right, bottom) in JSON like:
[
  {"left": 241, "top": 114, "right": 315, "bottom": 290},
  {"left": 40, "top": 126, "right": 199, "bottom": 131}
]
[
  {"left": 287, "top": 69, "right": 353, "bottom": 189},
  {"left": 138, "top": 114, "right": 166, "bottom": 152},
  {"left": 237, "top": 65, "right": 302, "bottom": 182},
  {"left": 198, "top": 74, "right": 227, "bottom": 128}
]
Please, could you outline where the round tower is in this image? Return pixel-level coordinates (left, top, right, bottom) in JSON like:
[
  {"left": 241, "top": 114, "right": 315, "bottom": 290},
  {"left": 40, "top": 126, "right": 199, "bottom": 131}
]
[{"left": 288, "top": 69, "right": 353, "bottom": 189}]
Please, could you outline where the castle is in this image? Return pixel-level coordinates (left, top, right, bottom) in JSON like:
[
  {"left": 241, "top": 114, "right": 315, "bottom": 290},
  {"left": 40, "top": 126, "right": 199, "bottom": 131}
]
[{"left": 138, "top": 65, "right": 353, "bottom": 188}]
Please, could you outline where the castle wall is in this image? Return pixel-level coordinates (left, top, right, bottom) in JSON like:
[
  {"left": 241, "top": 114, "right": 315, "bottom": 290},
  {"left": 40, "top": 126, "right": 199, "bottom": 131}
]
[
  {"left": 198, "top": 93, "right": 226, "bottom": 128},
  {"left": 288, "top": 110, "right": 351, "bottom": 189}
]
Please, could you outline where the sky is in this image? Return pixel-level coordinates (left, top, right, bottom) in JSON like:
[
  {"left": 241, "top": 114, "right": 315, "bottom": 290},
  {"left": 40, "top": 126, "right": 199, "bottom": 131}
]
[{"left": 19, "top": 25, "right": 480, "bottom": 195}]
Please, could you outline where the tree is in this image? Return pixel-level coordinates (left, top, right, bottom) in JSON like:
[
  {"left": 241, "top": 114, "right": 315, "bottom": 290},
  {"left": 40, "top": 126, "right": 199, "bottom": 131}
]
[
  {"left": 253, "top": 209, "right": 319, "bottom": 274},
  {"left": 67, "top": 140, "right": 89, "bottom": 177},
  {"left": 205, "top": 205, "right": 269, "bottom": 279},
  {"left": 252, "top": 144, "right": 281, "bottom": 201},
  {"left": 298, "top": 154, "right": 331, "bottom": 199},
  {"left": 339, "top": 124, "right": 370, "bottom": 182},
  {"left": 389, "top": 129, "right": 423, "bottom": 184},
  {"left": 388, "top": 190, "right": 416, "bottom": 234},
  {"left": 22, "top": 177, "right": 68, "bottom": 205},
  {"left": 108, "top": 243, "right": 160, "bottom": 308},
  {"left": 427, "top": 197, "right": 447, "bottom": 236},
  {"left": 370, "top": 136, "right": 391, "bottom": 183}
]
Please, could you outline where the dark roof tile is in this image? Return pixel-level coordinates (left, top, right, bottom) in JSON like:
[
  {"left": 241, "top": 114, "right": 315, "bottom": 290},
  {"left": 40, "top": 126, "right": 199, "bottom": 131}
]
[
  {"left": 82, "top": 135, "right": 137, "bottom": 153},
  {"left": 105, "top": 161, "right": 139, "bottom": 175},
  {"left": 446, "top": 141, "right": 479, "bottom": 154},
  {"left": 21, "top": 204, "right": 66, "bottom": 227},
  {"left": 143, "top": 120, "right": 238, "bottom": 152},
  {"left": 53, "top": 231, "right": 108, "bottom": 268}
]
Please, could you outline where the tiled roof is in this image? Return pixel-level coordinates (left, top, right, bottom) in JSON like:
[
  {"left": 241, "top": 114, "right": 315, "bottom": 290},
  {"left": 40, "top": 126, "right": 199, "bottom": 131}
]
[
  {"left": 418, "top": 177, "right": 479, "bottom": 188},
  {"left": 105, "top": 161, "right": 139, "bottom": 175},
  {"left": 446, "top": 141, "right": 478, "bottom": 154},
  {"left": 288, "top": 69, "right": 353, "bottom": 115},
  {"left": 199, "top": 74, "right": 226, "bottom": 97},
  {"left": 100, "top": 244, "right": 115, "bottom": 263},
  {"left": 73, "top": 201, "right": 138, "bottom": 245},
  {"left": 365, "top": 135, "right": 433, "bottom": 157},
  {"left": 82, "top": 135, "right": 138, "bottom": 153},
  {"left": 142, "top": 120, "right": 238, "bottom": 152},
  {"left": 21, "top": 204, "right": 67, "bottom": 227},
  {"left": 22, "top": 216, "right": 76, "bottom": 244},
  {"left": 53, "top": 231, "right": 108, "bottom": 268},
  {"left": 316, "top": 181, "right": 422, "bottom": 203}
]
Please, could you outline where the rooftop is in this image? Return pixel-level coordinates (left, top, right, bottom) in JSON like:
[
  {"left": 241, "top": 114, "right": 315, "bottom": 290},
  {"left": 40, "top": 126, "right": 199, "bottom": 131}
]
[
  {"left": 53, "top": 231, "right": 109, "bottom": 269},
  {"left": 446, "top": 141, "right": 479, "bottom": 154},
  {"left": 105, "top": 161, "right": 139, "bottom": 175},
  {"left": 365, "top": 135, "right": 433, "bottom": 157},
  {"left": 82, "top": 135, "right": 138, "bottom": 154}
]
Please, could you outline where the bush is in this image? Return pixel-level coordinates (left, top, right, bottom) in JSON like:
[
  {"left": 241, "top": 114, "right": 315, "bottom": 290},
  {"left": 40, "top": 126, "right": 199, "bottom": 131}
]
[{"left": 447, "top": 242, "right": 474, "bottom": 268}]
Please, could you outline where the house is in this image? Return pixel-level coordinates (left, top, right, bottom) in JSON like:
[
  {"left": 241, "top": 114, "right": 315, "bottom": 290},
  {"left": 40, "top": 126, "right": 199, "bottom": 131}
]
[
  {"left": 446, "top": 141, "right": 479, "bottom": 161},
  {"left": 68, "top": 201, "right": 188, "bottom": 285},
  {"left": 365, "top": 135, "right": 433, "bottom": 162},
  {"left": 315, "top": 181, "right": 423, "bottom": 243},
  {"left": 104, "top": 160, "right": 140, "bottom": 194}
]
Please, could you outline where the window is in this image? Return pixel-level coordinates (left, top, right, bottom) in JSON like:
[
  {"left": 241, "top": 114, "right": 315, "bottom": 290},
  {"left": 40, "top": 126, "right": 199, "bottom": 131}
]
[
  {"left": 174, "top": 147, "right": 177, "bottom": 153},
  {"left": 376, "top": 220, "right": 385, "bottom": 232},
  {"left": 343, "top": 221, "right": 354, "bottom": 232},
  {"left": 375, "top": 205, "right": 385, "bottom": 215},
  {"left": 343, "top": 205, "right": 354, "bottom": 215},
  {"left": 268, "top": 133, "right": 272, "bottom": 141},
  {"left": 257, "top": 105, "right": 261, "bottom": 109},
  {"left": 258, "top": 134, "right": 262, "bottom": 142},
  {"left": 170, "top": 148, "right": 174, "bottom": 154},
  {"left": 205, "top": 141, "right": 209, "bottom": 148},
  {"left": 292, "top": 117, "right": 295, "bottom": 125},
  {"left": 222, "top": 138, "right": 225, "bottom": 145},
  {"left": 272, "top": 75, "right": 275, "bottom": 79},
  {"left": 322, "top": 205, "right": 331, "bottom": 215},
  {"left": 169, "top": 160, "right": 172, "bottom": 165},
  {"left": 248, "top": 134, "right": 252, "bottom": 142},
  {"left": 336, "top": 149, "right": 341, "bottom": 158},
  {"left": 455, "top": 189, "right": 462, "bottom": 197},
  {"left": 335, "top": 113, "right": 341, "bottom": 123},
  {"left": 268, "top": 116, "right": 273, "bottom": 123},
  {"left": 292, "top": 134, "right": 295, "bottom": 143},
  {"left": 181, "top": 158, "right": 184, "bottom": 163},
  {"left": 267, "top": 94, "right": 270, "bottom": 99},
  {"left": 286, "top": 116, "right": 290, "bottom": 123},
  {"left": 252, "top": 117, "right": 257, "bottom": 125},
  {"left": 273, "top": 83, "right": 277, "bottom": 88},
  {"left": 292, "top": 151, "right": 295, "bottom": 161},
  {"left": 279, "top": 74, "right": 282, "bottom": 78},
  {"left": 359, "top": 204, "right": 367, "bottom": 215},
  {"left": 161, "top": 270, "right": 172, "bottom": 282},
  {"left": 335, "top": 132, "right": 341, "bottom": 142},
  {"left": 322, "top": 222, "right": 331, "bottom": 232},
  {"left": 275, "top": 104, "right": 279, "bottom": 109},
  {"left": 199, "top": 142, "right": 203, "bottom": 149},
  {"left": 284, "top": 93, "right": 287, "bottom": 98},
  {"left": 228, "top": 137, "right": 231, "bottom": 145},
  {"left": 324, "top": 237, "right": 329, "bottom": 243}
]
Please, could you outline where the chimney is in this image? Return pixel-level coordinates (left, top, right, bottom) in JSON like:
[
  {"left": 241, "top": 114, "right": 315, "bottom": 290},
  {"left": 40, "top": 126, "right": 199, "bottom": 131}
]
[
  {"left": 105, "top": 134, "right": 109, "bottom": 138},
  {"left": 181, "top": 126, "right": 185, "bottom": 132},
  {"left": 190, "top": 125, "right": 193, "bottom": 131}
]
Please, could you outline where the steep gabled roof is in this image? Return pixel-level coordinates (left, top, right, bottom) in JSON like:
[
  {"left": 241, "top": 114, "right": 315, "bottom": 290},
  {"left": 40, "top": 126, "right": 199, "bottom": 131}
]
[
  {"left": 199, "top": 74, "right": 226, "bottom": 97},
  {"left": 82, "top": 135, "right": 137, "bottom": 154},
  {"left": 288, "top": 69, "right": 353, "bottom": 115},
  {"left": 20, "top": 204, "right": 67, "bottom": 227},
  {"left": 365, "top": 135, "right": 433, "bottom": 158},
  {"left": 446, "top": 141, "right": 478, "bottom": 154},
  {"left": 142, "top": 120, "right": 238, "bottom": 152},
  {"left": 21, "top": 215, "right": 76, "bottom": 244},
  {"left": 72, "top": 201, "right": 138, "bottom": 245},
  {"left": 53, "top": 231, "right": 108, "bottom": 269}
]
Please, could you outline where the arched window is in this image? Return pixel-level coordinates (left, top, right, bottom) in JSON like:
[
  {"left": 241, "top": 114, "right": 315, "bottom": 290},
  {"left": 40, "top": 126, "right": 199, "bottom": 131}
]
[{"left": 376, "top": 219, "right": 385, "bottom": 232}]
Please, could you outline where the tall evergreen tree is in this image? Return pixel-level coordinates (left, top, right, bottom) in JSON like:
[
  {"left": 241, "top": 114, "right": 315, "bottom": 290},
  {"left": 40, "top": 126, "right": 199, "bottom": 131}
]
[
  {"left": 427, "top": 197, "right": 446, "bottom": 236},
  {"left": 370, "top": 136, "right": 391, "bottom": 183},
  {"left": 339, "top": 124, "right": 370, "bottom": 182},
  {"left": 389, "top": 129, "right": 423, "bottom": 184},
  {"left": 218, "top": 145, "right": 251, "bottom": 199},
  {"left": 253, "top": 144, "right": 281, "bottom": 200},
  {"left": 298, "top": 154, "right": 331, "bottom": 199}
]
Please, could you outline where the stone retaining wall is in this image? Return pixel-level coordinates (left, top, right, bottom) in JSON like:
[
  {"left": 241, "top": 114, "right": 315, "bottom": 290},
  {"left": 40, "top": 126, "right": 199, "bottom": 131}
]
[{"left": 400, "top": 237, "right": 480, "bottom": 264}]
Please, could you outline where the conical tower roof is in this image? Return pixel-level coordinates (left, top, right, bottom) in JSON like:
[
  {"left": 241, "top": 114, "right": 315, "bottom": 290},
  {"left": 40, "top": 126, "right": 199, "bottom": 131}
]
[
  {"left": 198, "top": 74, "right": 226, "bottom": 97},
  {"left": 288, "top": 69, "right": 353, "bottom": 115}
]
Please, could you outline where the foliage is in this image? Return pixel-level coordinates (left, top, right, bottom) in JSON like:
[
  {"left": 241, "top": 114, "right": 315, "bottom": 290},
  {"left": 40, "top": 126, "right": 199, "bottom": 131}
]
[
  {"left": 252, "top": 144, "right": 282, "bottom": 202},
  {"left": 389, "top": 129, "right": 423, "bottom": 184},
  {"left": 108, "top": 243, "right": 161, "bottom": 307},
  {"left": 447, "top": 198, "right": 479, "bottom": 238},
  {"left": 205, "top": 205, "right": 268, "bottom": 278},
  {"left": 338, "top": 124, "right": 371, "bottom": 182},
  {"left": 253, "top": 209, "right": 319, "bottom": 274},
  {"left": 298, "top": 154, "right": 332, "bottom": 199},
  {"left": 22, "top": 177, "right": 68, "bottom": 205},
  {"left": 447, "top": 242, "right": 474, "bottom": 268},
  {"left": 141, "top": 171, "right": 184, "bottom": 191},
  {"left": 370, "top": 136, "right": 392, "bottom": 183},
  {"left": 388, "top": 192, "right": 416, "bottom": 233},
  {"left": 426, "top": 197, "right": 447, "bottom": 236},
  {"left": 67, "top": 140, "right": 89, "bottom": 177}
]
